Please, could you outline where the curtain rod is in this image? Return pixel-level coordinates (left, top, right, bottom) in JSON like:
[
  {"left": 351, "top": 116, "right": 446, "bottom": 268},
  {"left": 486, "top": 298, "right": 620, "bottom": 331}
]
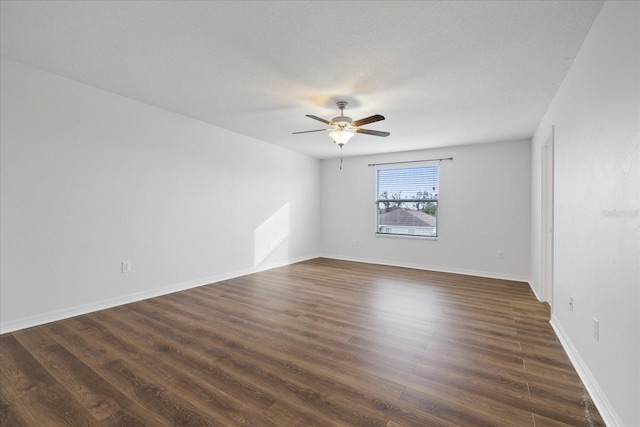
[{"left": 368, "top": 157, "right": 453, "bottom": 167}]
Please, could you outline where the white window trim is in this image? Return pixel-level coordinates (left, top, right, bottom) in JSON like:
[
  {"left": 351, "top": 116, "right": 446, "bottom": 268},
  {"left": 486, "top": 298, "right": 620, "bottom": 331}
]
[{"left": 373, "top": 163, "right": 440, "bottom": 239}]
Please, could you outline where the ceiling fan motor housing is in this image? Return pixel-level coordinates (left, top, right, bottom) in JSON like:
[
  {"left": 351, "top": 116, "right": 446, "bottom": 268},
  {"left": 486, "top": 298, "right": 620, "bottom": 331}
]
[{"left": 332, "top": 116, "right": 352, "bottom": 125}]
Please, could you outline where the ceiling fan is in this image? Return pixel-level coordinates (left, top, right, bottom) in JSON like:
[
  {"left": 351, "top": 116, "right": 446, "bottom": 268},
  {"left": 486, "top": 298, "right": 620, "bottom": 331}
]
[{"left": 293, "top": 100, "right": 390, "bottom": 147}]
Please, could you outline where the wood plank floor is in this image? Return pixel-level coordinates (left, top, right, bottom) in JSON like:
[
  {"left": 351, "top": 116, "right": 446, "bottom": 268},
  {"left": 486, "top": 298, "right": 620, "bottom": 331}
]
[{"left": 1, "top": 258, "right": 604, "bottom": 426}]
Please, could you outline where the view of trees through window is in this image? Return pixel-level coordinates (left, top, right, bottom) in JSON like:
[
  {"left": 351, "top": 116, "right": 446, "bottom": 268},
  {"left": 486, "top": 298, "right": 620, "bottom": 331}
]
[{"left": 376, "top": 165, "right": 439, "bottom": 237}]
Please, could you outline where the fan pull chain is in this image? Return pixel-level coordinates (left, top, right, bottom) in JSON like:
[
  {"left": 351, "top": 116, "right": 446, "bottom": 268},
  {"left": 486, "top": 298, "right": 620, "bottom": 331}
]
[{"left": 340, "top": 146, "right": 343, "bottom": 170}]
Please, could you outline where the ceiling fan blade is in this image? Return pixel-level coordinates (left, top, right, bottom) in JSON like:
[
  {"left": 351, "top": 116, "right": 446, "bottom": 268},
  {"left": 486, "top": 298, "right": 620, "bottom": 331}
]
[
  {"left": 356, "top": 129, "right": 390, "bottom": 137},
  {"left": 292, "top": 129, "right": 328, "bottom": 134},
  {"left": 306, "top": 114, "right": 332, "bottom": 125},
  {"left": 353, "top": 114, "right": 385, "bottom": 127}
]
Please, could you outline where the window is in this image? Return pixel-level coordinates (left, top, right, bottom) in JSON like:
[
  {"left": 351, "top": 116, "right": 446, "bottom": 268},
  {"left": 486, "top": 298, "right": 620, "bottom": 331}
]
[{"left": 376, "top": 165, "right": 439, "bottom": 237}]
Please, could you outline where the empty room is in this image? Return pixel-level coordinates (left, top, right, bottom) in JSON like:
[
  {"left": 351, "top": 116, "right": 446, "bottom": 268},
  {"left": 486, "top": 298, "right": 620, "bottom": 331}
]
[{"left": 1, "top": 1, "right": 638, "bottom": 426}]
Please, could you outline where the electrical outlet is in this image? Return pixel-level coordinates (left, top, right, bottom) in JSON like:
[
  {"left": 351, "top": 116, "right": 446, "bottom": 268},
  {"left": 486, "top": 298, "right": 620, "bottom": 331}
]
[
  {"left": 121, "top": 261, "right": 131, "bottom": 273},
  {"left": 569, "top": 297, "right": 573, "bottom": 312},
  {"left": 592, "top": 318, "right": 599, "bottom": 341}
]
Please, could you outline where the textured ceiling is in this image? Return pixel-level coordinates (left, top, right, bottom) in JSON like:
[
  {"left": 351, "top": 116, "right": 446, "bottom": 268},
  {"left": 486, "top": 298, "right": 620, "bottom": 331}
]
[{"left": 1, "top": 1, "right": 603, "bottom": 159}]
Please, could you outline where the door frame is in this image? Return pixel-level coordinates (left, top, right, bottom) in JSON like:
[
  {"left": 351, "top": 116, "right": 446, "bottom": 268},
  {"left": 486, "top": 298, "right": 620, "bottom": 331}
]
[{"left": 540, "top": 126, "right": 555, "bottom": 308}]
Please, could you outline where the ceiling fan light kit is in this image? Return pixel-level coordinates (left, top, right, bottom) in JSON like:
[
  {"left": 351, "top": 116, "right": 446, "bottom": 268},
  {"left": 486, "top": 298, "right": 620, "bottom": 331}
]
[{"left": 328, "top": 129, "right": 355, "bottom": 146}]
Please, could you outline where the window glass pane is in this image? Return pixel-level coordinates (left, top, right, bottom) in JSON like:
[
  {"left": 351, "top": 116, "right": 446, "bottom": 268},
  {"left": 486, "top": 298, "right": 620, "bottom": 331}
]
[{"left": 376, "top": 166, "right": 438, "bottom": 237}]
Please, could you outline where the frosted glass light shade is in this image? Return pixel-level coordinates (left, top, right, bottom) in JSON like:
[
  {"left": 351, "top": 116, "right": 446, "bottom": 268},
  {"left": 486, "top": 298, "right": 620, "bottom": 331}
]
[{"left": 329, "top": 129, "right": 355, "bottom": 146}]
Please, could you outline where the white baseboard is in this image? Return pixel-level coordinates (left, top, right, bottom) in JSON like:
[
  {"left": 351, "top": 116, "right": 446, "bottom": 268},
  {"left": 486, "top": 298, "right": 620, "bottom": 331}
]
[
  {"left": 0, "top": 254, "right": 318, "bottom": 334},
  {"left": 319, "top": 253, "right": 530, "bottom": 283},
  {"left": 550, "top": 315, "right": 622, "bottom": 427},
  {"left": 528, "top": 279, "right": 542, "bottom": 301}
]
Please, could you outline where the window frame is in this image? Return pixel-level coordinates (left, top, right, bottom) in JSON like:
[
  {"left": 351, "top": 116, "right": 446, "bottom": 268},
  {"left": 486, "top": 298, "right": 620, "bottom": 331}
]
[{"left": 374, "top": 164, "right": 439, "bottom": 239}]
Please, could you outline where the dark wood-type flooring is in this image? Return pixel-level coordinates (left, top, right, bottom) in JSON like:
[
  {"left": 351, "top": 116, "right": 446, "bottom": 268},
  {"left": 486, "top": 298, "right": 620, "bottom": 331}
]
[{"left": 1, "top": 258, "right": 604, "bottom": 426}]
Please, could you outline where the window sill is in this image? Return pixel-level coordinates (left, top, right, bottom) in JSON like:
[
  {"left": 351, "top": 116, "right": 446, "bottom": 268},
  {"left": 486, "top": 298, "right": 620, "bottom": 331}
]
[{"left": 375, "top": 233, "right": 439, "bottom": 241}]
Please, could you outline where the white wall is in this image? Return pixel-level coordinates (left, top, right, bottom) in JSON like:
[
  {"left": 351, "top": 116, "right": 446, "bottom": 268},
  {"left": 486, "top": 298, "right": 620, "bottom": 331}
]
[
  {"left": 0, "top": 59, "right": 321, "bottom": 333},
  {"left": 321, "top": 140, "right": 531, "bottom": 281},
  {"left": 531, "top": 2, "right": 639, "bottom": 425}
]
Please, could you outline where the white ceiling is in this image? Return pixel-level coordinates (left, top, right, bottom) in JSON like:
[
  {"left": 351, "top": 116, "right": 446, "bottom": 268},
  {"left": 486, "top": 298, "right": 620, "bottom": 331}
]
[{"left": 1, "top": 1, "right": 603, "bottom": 159}]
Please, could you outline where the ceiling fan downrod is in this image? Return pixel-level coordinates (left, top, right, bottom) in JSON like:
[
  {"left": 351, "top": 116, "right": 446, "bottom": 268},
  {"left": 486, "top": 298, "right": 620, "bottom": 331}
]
[{"left": 333, "top": 101, "right": 352, "bottom": 125}]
